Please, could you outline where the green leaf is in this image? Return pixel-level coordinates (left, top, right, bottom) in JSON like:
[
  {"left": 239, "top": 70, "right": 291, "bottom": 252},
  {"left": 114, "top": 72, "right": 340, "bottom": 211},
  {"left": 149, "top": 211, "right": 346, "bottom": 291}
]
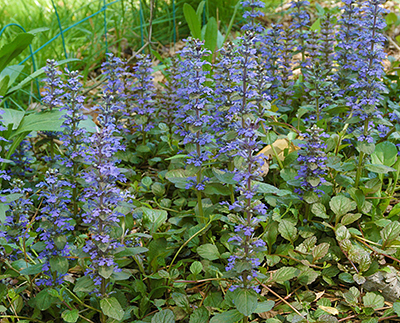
[
  {"left": 356, "top": 141, "right": 375, "bottom": 155},
  {"left": 393, "top": 301, "right": 400, "bottom": 316},
  {"left": 73, "top": 276, "right": 95, "bottom": 293},
  {"left": 212, "top": 168, "right": 237, "bottom": 184},
  {"left": 100, "top": 297, "right": 124, "bottom": 321},
  {"left": 0, "top": 33, "right": 34, "bottom": 73},
  {"left": 341, "top": 213, "right": 362, "bottom": 226},
  {"left": 197, "top": 244, "right": 220, "bottom": 261},
  {"left": 311, "top": 203, "right": 329, "bottom": 219},
  {"left": 204, "top": 16, "right": 218, "bottom": 57},
  {"left": 142, "top": 207, "right": 167, "bottom": 234},
  {"left": 12, "top": 110, "right": 64, "bottom": 137},
  {"left": 0, "top": 75, "right": 9, "bottom": 97},
  {"left": 329, "top": 195, "right": 356, "bottom": 217},
  {"left": 255, "top": 182, "right": 290, "bottom": 196},
  {"left": 196, "top": 1, "right": 205, "bottom": 23},
  {"left": 99, "top": 265, "right": 114, "bottom": 279},
  {"left": 151, "top": 309, "right": 175, "bottom": 323},
  {"left": 189, "top": 307, "right": 209, "bottom": 323},
  {"left": 234, "top": 288, "right": 258, "bottom": 316},
  {"left": 386, "top": 12, "right": 398, "bottom": 25},
  {"left": 62, "top": 309, "right": 79, "bottom": 323},
  {"left": 0, "top": 65, "right": 25, "bottom": 88},
  {"left": 310, "top": 18, "right": 321, "bottom": 32},
  {"left": 183, "top": 3, "right": 201, "bottom": 39},
  {"left": 254, "top": 300, "right": 275, "bottom": 313},
  {"left": 210, "top": 309, "right": 244, "bottom": 323},
  {"left": 20, "top": 263, "right": 43, "bottom": 275},
  {"left": 365, "top": 164, "right": 396, "bottom": 174},
  {"left": 278, "top": 220, "right": 298, "bottom": 243},
  {"left": 381, "top": 221, "right": 400, "bottom": 248},
  {"left": 165, "top": 169, "right": 189, "bottom": 189},
  {"left": 203, "top": 183, "right": 231, "bottom": 196},
  {"left": 190, "top": 261, "right": 203, "bottom": 275},
  {"left": 312, "top": 243, "right": 330, "bottom": 262},
  {"left": 115, "top": 246, "right": 148, "bottom": 257},
  {"left": 35, "top": 289, "right": 58, "bottom": 311},
  {"left": 49, "top": 256, "right": 69, "bottom": 275},
  {"left": 271, "top": 267, "right": 299, "bottom": 284},
  {"left": 371, "top": 142, "right": 397, "bottom": 166},
  {"left": 0, "top": 108, "right": 25, "bottom": 130},
  {"left": 363, "top": 292, "right": 384, "bottom": 309}
]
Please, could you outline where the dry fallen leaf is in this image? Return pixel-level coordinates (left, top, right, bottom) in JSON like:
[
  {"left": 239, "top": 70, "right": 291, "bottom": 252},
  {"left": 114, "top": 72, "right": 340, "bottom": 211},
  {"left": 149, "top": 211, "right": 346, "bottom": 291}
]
[{"left": 319, "top": 305, "right": 339, "bottom": 316}]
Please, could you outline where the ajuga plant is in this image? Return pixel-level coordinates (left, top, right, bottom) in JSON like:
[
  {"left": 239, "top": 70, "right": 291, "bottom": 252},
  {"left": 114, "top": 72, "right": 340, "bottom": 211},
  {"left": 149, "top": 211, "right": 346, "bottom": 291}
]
[
  {"left": 351, "top": 0, "right": 387, "bottom": 187},
  {"left": 241, "top": 0, "right": 265, "bottom": 34},
  {"left": 35, "top": 169, "right": 73, "bottom": 286},
  {"left": 60, "top": 69, "right": 88, "bottom": 218},
  {"left": 129, "top": 54, "right": 156, "bottom": 144},
  {"left": 0, "top": 179, "right": 32, "bottom": 260},
  {"left": 225, "top": 120, "right": 268, "bottom": 295},
  {"left": 289, "top": 0, "right": 311, "bottom": 67},
  {"left": 101, "top": 53, "right": 128, "bottom": 132},
  {"left": 176, "top": 38, "right": 214, "bottom": 223},
  {"left": 41, "top": 59, "right": 64, "bottom": 160},
  {"left": 80, "top": 102, "right": 127, "bottom": 298},
  {"left": 9, "top": 139, "right": 34, "bottom": 178}
]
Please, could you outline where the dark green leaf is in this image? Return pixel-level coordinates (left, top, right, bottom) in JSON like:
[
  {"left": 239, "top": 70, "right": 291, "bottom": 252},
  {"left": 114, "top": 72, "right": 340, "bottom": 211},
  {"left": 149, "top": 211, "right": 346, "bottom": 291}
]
[
  {"left": 49, "top": 256, "right": 69, "bottom": 275},
  {"left": 329, "top": 196, "right": 356, "bottom": 217},
  {"left": 204, "top": 17, "right": 218, "bottom": 57},
  {"left": 183, "top": 3, "right": 201, "bottom": 39},
  {"left": 189, "top": 307, "right": 209, "bottom": 323},
  {"left": 151, "top": 309, "right": 175, "bottom": 323},
  {"left": 62, "top": 309, "right": 79, "bottom": 323},
  {"left": 312, "top": 243, "right": 330, "bottom": 261},
  {"left": 142, "top": 207, "right": 167, "bottom": 234},
  {"left": 0, "top": 33, "right": 34, "bottom": 72},
  {"left": 271, "top": 267, "right": 299, "bottom": 284},
  {"left": 234, "top": 288, "right": 258, "bottom": 316},
  {"left": 278, "top": 220, "right": 298, "bottom": 243},
  {"left": 35, "top": 289, "right": 58, "bottom": 311},
  {"left": 73, "top": 276, "right": 95, "bottom": 293},
  {"left": 254, "top": 300, "right": 275, "bottom": 313},
  {"left": 20, "top": 263, "right": 43, "bottom": 275},
  {"left": 197, "top": 244, "right": 220, "bottom": 261},
  {"left": 209, "top": 309, "right": 244, "bottom": 323},
  {"left": 0, "top": 75, "right": 9, "bottom": 97},
  {"left": 100, "top": 297, "right": 124, "bottom": 321}
]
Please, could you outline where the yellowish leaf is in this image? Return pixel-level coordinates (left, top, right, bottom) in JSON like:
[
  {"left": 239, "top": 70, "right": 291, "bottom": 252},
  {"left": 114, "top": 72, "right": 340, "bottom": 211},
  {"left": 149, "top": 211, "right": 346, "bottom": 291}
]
[{"left": 319, "top": 305, "right": 339, "bottom": 316}]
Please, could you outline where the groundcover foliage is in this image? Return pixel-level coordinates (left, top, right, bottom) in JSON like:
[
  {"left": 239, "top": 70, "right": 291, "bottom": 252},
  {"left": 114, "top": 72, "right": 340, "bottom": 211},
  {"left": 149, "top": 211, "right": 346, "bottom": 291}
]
[{"left": 1, "top": 0, "right": 400, "bottom": 322}]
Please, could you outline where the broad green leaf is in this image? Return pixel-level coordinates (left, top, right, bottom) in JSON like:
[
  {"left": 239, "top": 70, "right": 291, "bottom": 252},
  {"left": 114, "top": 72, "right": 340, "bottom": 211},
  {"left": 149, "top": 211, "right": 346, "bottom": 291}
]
[
  {"left": 0, "top": 33, "right": 34, "bottom": 72},
  {"left": 196, "top": 1, "right": 205, "bottom": 23},
  {"left": 363, "top": 292, "right": 384, "bottom": 309},
  {"left": 393, "top": 302, "right": 400, "bottom": 316},
  {"left": 73, "top": 276, "right": 95, "bottom": 293},
  {"left": 35, "top": 289, "right": 58, "bottom": 311},
  {"left": 115, "top": 246, "right": 148, "bottom": 257},
  {"left": 151, "top": 309, "right": 175, "bottom": 323},
  {"left": 365, "top": 164, "right": 396, "bottom": 174},
  {"left": 190, "top": 261, "right": 203, "bottom": 275},
  {"left": 212, "top": 168, "right": 236, "bottom": 184},
  {"left": 297, "top": 267, "right": 319, "bottom": 285},
  {"left": 0, "top": 75, "right": 9, "bottom": 97},
  {"left": 381, "top": 221, "right": 400, "bottom": 248},
  {"left": 356, "top": 141, "right": 375, "bottom": 155},
  {"left": 210, "top": 309, "right": 244, "bottom": 323},
  {"left": 255, "top": 181, "right": 290, "bottom": 196},
  {"left": 341, "top": 213, "right": 362, "bottom": 226},
  {"left": 204, "top": 16, "right": 218, "bottom": 57},
  {"left": 172, "top": 292, "right": 190, "bottom": 310},
  {"left": 234, "top": 288, "right": 258, "bottom": 316},
  {"left": 49, "top": 256, "right": 69, "bottom": 275},
  {"left": 311, "top": 18, "right": 321, "bottom": 32},
  {"left": 165, "top": 169, "right": 189, "bottom": 189},
  {"left": 386, "top": 12, "right": 398, "bottom": 25},
  {"left": 20, "top": 263, "right": 44, "bottom": 275},
  {"left": 98, "top": 265, "right": 114, "bottom": 279},
  {"left": 329, "top": 195, "right": 356, "bottom": 217},
  {"left": 1, "top": 108, "right": 25, "bottom": 130},
  {"left": 271, "top": 267, "right": 299, "bottom": 284},
  {"left": 100, "top": 297, "right": 124, "bottom": 321},
  {"left": 197, "top": 243, "right": 220, "bottom": 261},
  {"left": 183, "top": 3, "right": 201, "bottom": 39},
  {"left": 11, "top": 110, "right": 64, "bottom": 137},
  {"left": 203, "top": 183, "right": 231, "bottom": 195},
  {"left": 189, "top": 307, "right": 209, "bottom": 323},
  {"left": 0, "top": 65, "right": 24, "bottom": 87},
  {"left": 371, "top": 141, "right": 397, "bottom": 166},
  {"left": 62, "top": 309, "right": 79, "bottom": 323},
  {"left": 0, "top": 203, "right": 9, "bottom": 223},
  {"left": 254, "top": 300, "right": 275, "bottom": 313},
  {"left": 142, "top": 207, "right": 167, "bottom": 234},
  {"left": 278, "top": 220, "right": 298, "bottom": 243},
  {"left": 312, "top": 243, "right": 330, "bottom": 262},
  {"left": 311, "top": 203, "right": 328, "bottom": 219}
]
